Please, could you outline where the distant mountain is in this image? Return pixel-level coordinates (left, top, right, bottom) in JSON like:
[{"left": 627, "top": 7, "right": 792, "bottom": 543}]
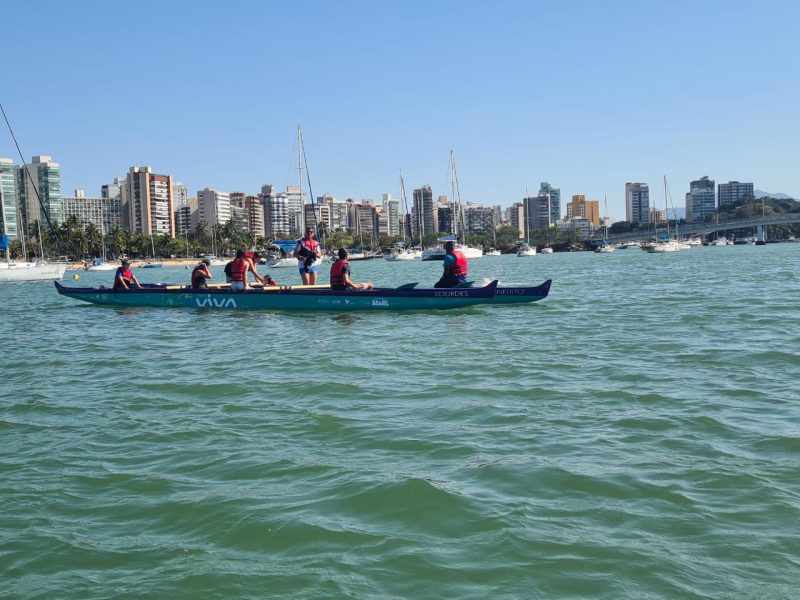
[{"left": 755, "top": 190, "right": 795, "bottom": 200}]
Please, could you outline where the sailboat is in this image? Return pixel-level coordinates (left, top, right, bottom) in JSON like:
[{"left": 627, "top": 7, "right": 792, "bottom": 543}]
[
  {"left": 485, "top": 217, "right": 501, "bottom": 255},
  {"left": 385, "top": 171, "right": 420, "bottom": 261},
  {"left": 0, "top": 233, "right": 66, "bottom": 282},
  {"left": 86, "top": 213, "right": 116, "bottom": 270},
  {"left": 0, "top": 103, "right": 67, "bottom": 282},
  {"left": 448, "top": 151, "right": 482, "bottom": 259},
  {"left": 595, "top": 195, "right": 616, "bottom": 253},
  {"left": 644, "top": 177, "right": 683, "bottom": 253},
  {"left": 517, "top": 186, "right": 537, "bottom": 256},
  {"left": 141, "top": 233, "right": 162, "bottom": 267}
]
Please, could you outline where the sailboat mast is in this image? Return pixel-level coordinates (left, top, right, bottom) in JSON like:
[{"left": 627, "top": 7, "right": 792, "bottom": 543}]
[
  {"left": 449, "top": 151, "right": 456, "bottom": 237},
  {"left": 297, "top": 125, "right": 304, "bottom": 230},
  {"left": 524, "top": 184, "right": 529, "bottom": 244},
  {"left": 665, "top": 176, "right": 669, "bottom": 238},
  {"left": 399, "top": 170, "right": 407, "bottom": 245}
]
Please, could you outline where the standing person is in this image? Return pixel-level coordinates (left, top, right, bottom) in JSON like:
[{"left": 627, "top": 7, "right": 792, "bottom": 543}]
[
  {"left": 330, "top": 248, "right": 374, "bottom": 291},
  {"left": 294, "top": 227, "right": 322, "bottom": 285},
  {"left": 113, "top": 259, "right": 142, "bottom": 290},
  {"left": 229, "top": 249, "right": 263, "bottom": 291},
  {"left": 191, "top": 258, "right": 213, "bottom": 289},
  {"left": 434, "top": 241, "right": 469, "bottom": 288}
]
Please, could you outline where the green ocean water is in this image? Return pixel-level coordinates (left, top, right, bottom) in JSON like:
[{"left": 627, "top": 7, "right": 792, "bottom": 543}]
[{"left": 1, "top": 245, "right": 799, "bottom": 599}]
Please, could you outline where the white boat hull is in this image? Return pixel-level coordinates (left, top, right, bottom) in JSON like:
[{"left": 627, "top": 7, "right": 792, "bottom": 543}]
[
  {"left": 459, "top": 245, "right": 484, "bottom": 259},
  {"left": 267, "top": 257, "right": 298, "bottom": 268},
  {"left": 645, "top": 242, "right": 681, "bottom": 253},
  {"left": 385, "top": 250, "right": 419, "bottom": 261},
  {"left": 0, "top": 262, "right": 67, "bottom": 282},
  {"left": 86, "top": 263, "right": 117, "bottom": 271},
  {"left": 517, "top": 248, "right": 537, "bottom": 257}
]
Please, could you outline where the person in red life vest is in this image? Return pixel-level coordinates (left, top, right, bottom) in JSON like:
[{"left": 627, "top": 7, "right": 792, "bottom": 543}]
[
  {"left": 229, "top": 249, "right": 263, "bottom": 291},
  {"left": 434, "top": 241, "right": 468, "bottom": 288},
  {"left": 113, "top": 259, "right": 142, "bottom": 290},
  {"left": 191, "top": 258, "right": 213, "bottom": 289},
  {"left": 330, "top": 248, "right": 374, "bottom": 291},
  {"left": 245, "top": 251, "right": 277, "bottom": 286},
  {"left": 293, "top": 227, "right": 322, "bottom": 285}
]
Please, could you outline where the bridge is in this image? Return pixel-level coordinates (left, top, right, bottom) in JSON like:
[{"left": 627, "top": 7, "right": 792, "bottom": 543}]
[{"left": 596, "top": 214, "right": 800, "bottom": 244}]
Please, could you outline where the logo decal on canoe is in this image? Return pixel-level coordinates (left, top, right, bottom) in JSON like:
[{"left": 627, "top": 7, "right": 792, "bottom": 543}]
[
  {"left": 196, "top": 295, "right": 237, "bottom": 308},
  {"left": 434, "top": 290, "right": 468, "bottom": 297}
]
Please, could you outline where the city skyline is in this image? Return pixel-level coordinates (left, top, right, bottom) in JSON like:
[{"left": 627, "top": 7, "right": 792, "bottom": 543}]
[{"left": 2, "top": 1, "right": 799, "bottom": 221}]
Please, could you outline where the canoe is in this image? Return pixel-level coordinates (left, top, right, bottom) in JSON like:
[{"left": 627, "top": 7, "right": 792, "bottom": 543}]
[{"left": 54, "top": 279, "right": 551, "bottom": 311}]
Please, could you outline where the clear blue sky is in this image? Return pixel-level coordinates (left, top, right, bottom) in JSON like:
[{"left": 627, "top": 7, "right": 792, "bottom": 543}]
[{"left": 2, "top": 0, "right": 798, "bottom": 220}]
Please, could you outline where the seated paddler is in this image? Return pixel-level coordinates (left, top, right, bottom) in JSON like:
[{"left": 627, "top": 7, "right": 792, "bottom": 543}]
[
  {"left": 113, "top": 259, "right": 142, "bottom": 290},
  {"left": 191, "top": 258, "right": 212, "bottom": 289},
  {"left": 434, "top": 240, "right": 468, "bottom": 288},
  {"left": 330, "top": 248, "right": 374, "bottom": 291}
]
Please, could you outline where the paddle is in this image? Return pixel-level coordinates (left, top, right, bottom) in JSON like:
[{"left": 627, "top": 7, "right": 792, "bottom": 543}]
[{"left": 395, "top": 282, "right": 418, "bottom": 290}]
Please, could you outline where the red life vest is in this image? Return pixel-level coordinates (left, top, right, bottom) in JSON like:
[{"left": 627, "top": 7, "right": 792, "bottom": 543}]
[
  {"left": 230, "top": 257, "right": 247, "bottom": 282},
  {"left": 299, "top": 238, "right": 319, "bottom": 254},
  {"left": 330, "top": 259, "right": 349, "bottom": 289},
  {"left": 451, "top": 250, "right": 468, "bottom": 277},
  {"left": 115, "top": 267, "right": 133, "bottom": 283}
]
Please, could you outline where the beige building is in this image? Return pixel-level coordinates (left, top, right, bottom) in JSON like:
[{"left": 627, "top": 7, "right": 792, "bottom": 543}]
[
  {"left": 122, "top": 166, "right": 175, "bottom": 236},
  {"left": 567, "top": 195, "right": 600, "bottom": 226}
]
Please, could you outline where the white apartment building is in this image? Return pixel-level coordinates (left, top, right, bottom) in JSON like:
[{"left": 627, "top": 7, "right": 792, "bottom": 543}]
[{"left": 196, "top": 188, "right": 231, "bottom": 227}]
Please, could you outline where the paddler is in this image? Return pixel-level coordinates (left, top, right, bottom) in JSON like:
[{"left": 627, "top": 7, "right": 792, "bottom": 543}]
[
  {"left": 434, "top": 241, "right": 468, "bottom": 288},
  {"left": 113, "top": 259, "right": 142, "bottom": 290},
  {"left": 294, "top": 227, "right": 322, "bottom": 285},
  {"left": 330, "top": 248, "right": 373, "bottom": 291},
  {"left": 229, "top": 249, "right": 263, "bottom": 291},
  {"left": 191, "top": 258, "right": 212, "bottom": 289}
]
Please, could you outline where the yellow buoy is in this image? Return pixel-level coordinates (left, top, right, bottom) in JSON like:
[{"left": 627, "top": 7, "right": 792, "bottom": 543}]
[{"left": 72, "top": 273, "right": 80, "bottom": 280}]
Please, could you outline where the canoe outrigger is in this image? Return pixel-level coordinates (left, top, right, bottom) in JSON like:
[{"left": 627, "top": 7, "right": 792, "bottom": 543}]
[{"left": 54, "top": 279, "right": 551, "bottom": 311}]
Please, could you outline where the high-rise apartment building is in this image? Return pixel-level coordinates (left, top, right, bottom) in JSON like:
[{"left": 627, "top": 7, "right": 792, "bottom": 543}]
[
  {"left": 230, "top": 192, "right": 265, "bottom": 238},
  {"left": 411, "top": 185, "right": 435, "bottom": 237},
  {"left": 523, "top": 193, "right": 552, "bottom": 233},
  {"left": 506, "top": 202, "right": 524, "bottom": 238},
  {"left": 382, "top": 193, "right": 399, "bottom": 237},
  {"left": 687, "top": 176, "right": 715, "bottom": 223},
  {"left": 625, "top": 183, "right": 650, "bottom": 223},
  {"left": 122, "top": 166, "right": 175, "bottom": 236},
  {"left": 438, "top": 205, "right": 453, "bottom": 235},
  {"left": 17, "top": 155, "right": 61, "bottom": 232},
  {"left": 0, "top": 158, "right": 19, "bottom": 240},
  {"left": 62, "top": 194, "right": 122, "bottom": 231},
  {"left": 285, "top": 185, "right": 305, "bottom": 234},
  {"left": 101, "top": 176, "right": 125, "bottom": 200},
  {"left": 196, "top": 188, "right": 231, "bottom": 227},
  {"left": 539, "top": 182, "right": 561, "bottom": 223},
  {"left": 175, "top": 202, "right": 194, "bottom": 237},
  {"left": 172, "top": 182, "right": 189, "bottom": 208},
  {"left": 465, "top": 205, "right": 495, "bottom": 234},
  {"left": 718, "top": 181, "right": 754, "bottom": 208}
]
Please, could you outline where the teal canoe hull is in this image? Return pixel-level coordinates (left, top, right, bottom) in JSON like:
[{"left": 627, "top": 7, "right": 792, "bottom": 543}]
[{"left": 54, "top": 279, "right": 550, "bottom": 311}]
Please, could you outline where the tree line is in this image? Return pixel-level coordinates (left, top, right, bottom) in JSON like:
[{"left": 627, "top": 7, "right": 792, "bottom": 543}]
[{"left": 4, "top": 215, "right": 587, "bottom": 261}]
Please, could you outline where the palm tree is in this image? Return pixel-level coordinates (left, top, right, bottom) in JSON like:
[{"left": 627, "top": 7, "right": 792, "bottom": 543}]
[{"left": 84, "top": 223, "right": 101, "bottom": 258}]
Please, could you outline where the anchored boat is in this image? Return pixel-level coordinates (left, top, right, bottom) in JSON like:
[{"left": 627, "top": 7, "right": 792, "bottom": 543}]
[{"left": 54, "top": 279, "right": 551, "bottom": 311}]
